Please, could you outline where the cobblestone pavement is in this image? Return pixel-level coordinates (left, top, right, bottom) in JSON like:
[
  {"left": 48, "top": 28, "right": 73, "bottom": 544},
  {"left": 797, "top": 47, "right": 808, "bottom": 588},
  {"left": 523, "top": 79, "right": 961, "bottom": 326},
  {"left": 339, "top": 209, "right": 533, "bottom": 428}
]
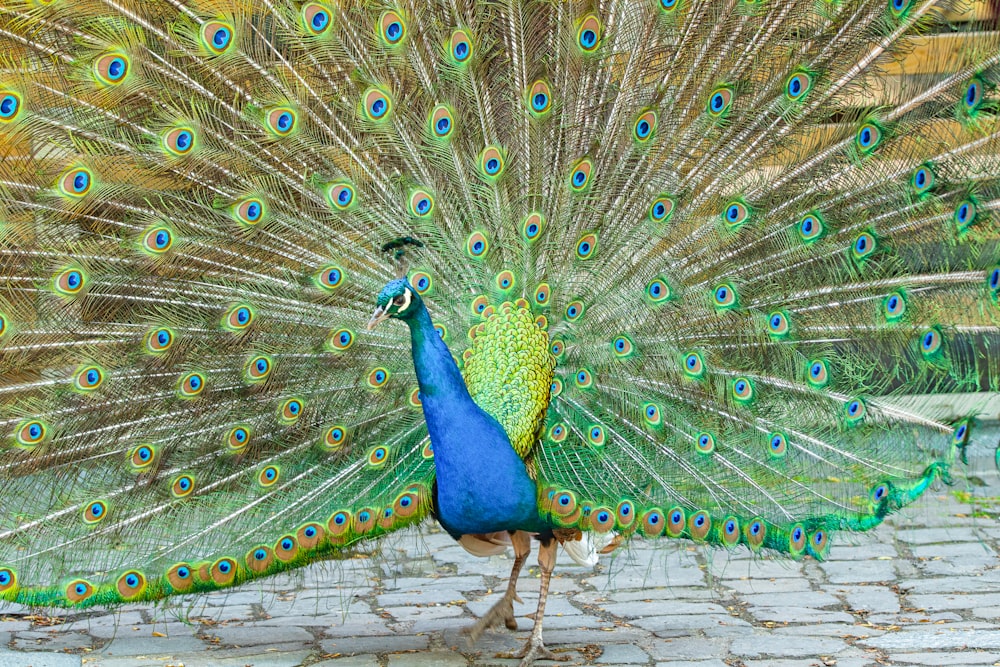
[{"left": 2, "top": 432, "right": 1000, "bottom": 667}]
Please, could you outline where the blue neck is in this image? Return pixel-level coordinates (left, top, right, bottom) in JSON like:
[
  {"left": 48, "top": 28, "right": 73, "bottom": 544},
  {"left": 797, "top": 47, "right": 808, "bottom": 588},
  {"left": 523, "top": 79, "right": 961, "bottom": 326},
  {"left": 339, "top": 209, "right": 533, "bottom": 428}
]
[
  {"left": 402, "top": 303, "right": 546, "bottom": 536},
  {"left": 407, "top": 306, "right": 468, "bottom": 402}
]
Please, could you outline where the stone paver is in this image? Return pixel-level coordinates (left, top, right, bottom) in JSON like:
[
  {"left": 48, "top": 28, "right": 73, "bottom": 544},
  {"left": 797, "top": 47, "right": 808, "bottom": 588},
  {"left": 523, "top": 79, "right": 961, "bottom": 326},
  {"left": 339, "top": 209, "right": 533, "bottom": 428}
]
[{"left": 0, "top": 429, "right": 998, "bottom": 666}]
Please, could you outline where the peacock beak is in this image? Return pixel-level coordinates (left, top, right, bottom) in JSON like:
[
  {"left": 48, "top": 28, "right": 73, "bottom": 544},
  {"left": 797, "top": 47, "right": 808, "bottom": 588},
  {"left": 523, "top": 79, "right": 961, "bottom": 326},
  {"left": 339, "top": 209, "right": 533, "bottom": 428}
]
[{"left": 366, "top": 305, "right": 391, "bottom": 330}]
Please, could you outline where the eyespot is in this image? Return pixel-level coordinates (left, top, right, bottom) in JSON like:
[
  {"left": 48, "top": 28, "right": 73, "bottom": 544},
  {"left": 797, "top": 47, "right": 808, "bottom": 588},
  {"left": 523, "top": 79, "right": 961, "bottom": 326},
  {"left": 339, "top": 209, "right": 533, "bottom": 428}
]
[
  {"left": 54, "top": 267, "right": 86, "bottom": 296},
  {"left": 0, "top": 313, "right": 6, "bottom": 339},
  {"left": 871, "top": 483, "right": 889, "bottom": 504},
  {"left": 883, "top": 291, "right": 906, "bottom": 321},
  {"left": 202, "top": 21, "right": 235, "bottom": 54},
  {"left": 634, "top": 110, "right": 657, "bottom": 142},
  {"left": 548, "top": 423, "right": 567, "bottom": 443},
  {"left": 645, "top": 277, "right": 671, "bottom": 303},
  {"left": 66, "top": 580, "right": 94, "bottom": 603},
  {"left": 722, "top": 201, "right": 749, "bottom": 228},
  {"left": 178, "top": 372, "right": 205, "bottom": 398},
  {"left": 367, "top": 368, "right": 389, "bottom": 389},
  {"left": 363, "top": 88, "right": 392, "bottom": 122},
  {"left": 641, "top": 508, "right": 664, "bottom": 537},
  {"left": 266, "top": 107, "right": 296, "bottom": 137},
  {"left": 232, "top": 198, "right": 265, "bottom": 226},
  {"left": 302, "top": 3, "right": 332, "bottom": 36},
  {"left": 94, "top": 53, "right": 130, "bottom": 85},
  {"left": 227, "top": 426, "right": 250, "bottom": 451},
  {"left": 245, "top": 355, "right": 272, "bottom": 382},
  {"left": 576, "top": 233, "right": 597, "bottom": 260},
  {"left": 577, "top": 14, "right": 601, "bottom": 53},
  {"left": 695, "top": 432, "right": 715, "bottom": 454},
  {"left": 409, "top": 189, "right": 434, "bottom": 217},
  {"left": 15, "top": 420, "right": 47, "bottom": 448},
  {"left": 789, "top": 525, "right": 806, "bottom": 553},
  {"left": 380, "top": 10, "right": 406, "bottom": 46},
  {"left": 964, "top": 77, "right": 984, "bottom": 112},
  {"left": 745, "top": 519, "right": 766, "bottom": 549},
  {"left": 920, "top": 327, "right": 942, "bottom": 356},
  {"left": 279, "top": 397, "right": 304, "bottom": 422},
  {"left": 0, "top": 91, "right": 22, "bottom": 122},
  {"left": 247, "top": 545, "right": 275, "bottom": 572},
  {"left": 550, "top": 339, "right": 564, "bottom": 357},
  {"left": 569, "top": 158, "right": 593, "bottom": 191},
  {"left": 434, "top": 323, "right": 447, "bottom": 340},
  {"left": 890, "top": 0, "right": 913, "bottom": 17},
  {"left": 467, "top": 231, "right": 488, "bottom": 258},
  {"left": 211, "top": 557, "right": 237, "bottom": 586},
  {"left": 495, "top": 270, "right": 515, "bottom": 291},
  {"left": 327, "top": 509, "right": 352, "bottom": 538},
  {"left": 911, "top": 165, "right": 934, "bottom": 194},
  {"left": 722, "top": 517, "right": 740, "bottom": 546},
  {"left": 324, "top": 425, "right": 347, "bottom": 450},
  {"left": 682, "top": 351, "right": 705, "bottom": 378},
  {"left": 297, "top": 521, "right": 325, "bottom": 549},
  {"left": 767, "top": 311, "right": 790, "bottom": 337},
  {"left": 129, "top": 444, "right": 156, "bottom": 470},
  {"left": 856, "top": 122, "right": 882, "bottom": 152},
  {"left": 326, "top": 183, "right": 355, "bottom": 210},
  {"left": 667, "top": 507, "right": 685, "bottom": 537},
  {"left": 649, "top": 196, "right": 675, "bottom": 223},
  {"left": 471, "top": 295, "right": 489, "bottom": 316},
  {"left": 953, "top": 421, "right": 970, "bottom": 447},
  {"left": 733, "top": 377, "right": 753, "bottom": 403},
  {"left": 712, "top": 282, "right": 737, "bottom": 309},
  {"left": 565, "top": 301, "right": 584, "bottom": 321},
  {"left": 844, "top": 397, "right": 866, "bottom": 423},
  {"left": 450, "top": 29, "right": 473, "bottom": 64},
  {"left": 429, "top": 105, "right": 453, "bottom": 139},
  {"left": 171, "top": 474, "right": 195, "bottom": 498},
  {"left": 852, "top": 232, "right": 876, "bottom": 260},
  {"left": 689, "top": 511, "right": 711, "bottom": 540},
  {"left": 329, "top": 328, "right": 354, "bottom": 352},
  {"left": 526, "top": 283, "right": 549, "bottom": 308},
  {"left": 659, "top": 0, "right": 680, "bottom": 10},
  {"left": 74, "top": 365, "right": 104, "bottom": 391},
  {"left": 139, "top": 226, "right": 174, "bottom": 255},
  {"left": 528, "top": 80, "right": 552, "bottom": 116},
  {"left": 314, "top": 266, "right": 345, "bottom": 293},
  {"left": 806, "top": 359, "right": 829, "bottom": 387},
  {"left": 83, "top": 500, "right": 108, "bottom": 524},
  {"left": 797, "top": 212, "right": 824, "bottom": 242},
  {"left": 707, "top": 87, "right": 733, "bottom": 116},
  {"left": 141, "top": 326, "right": 173, "bottom": 355},
  {"left": 809, "top": 530, "right": 830, "bottom": 557},
  {"left": 59, "top": 167, "right": 92, "bottom": 198},
  {"left": 116, "top": 570, "right": 146, "bottom": 598},
  {"left": 0, "top": 567, "right": 17, "bottom": 593},
  {"left": 590, "top": 507, "right": 614, "bottom": 532},
  {"left": 163, "top": 127, "right": 195, "bottom": 156},
  {"left": 988, "top": 266, "right": 1000, "bottom": 296},
  {"left": 768, "top": 432, "right": 787, "bottom": 458},
  {"left": 575, "top": 368, "right": 594, "bottom": 389},
  {"left": 479, "top": 146, "right": 506, "bottom": 180},
  {"left": 611, "top": 335, "right": 634, "bottom": 358},
  {"left": 785, "top": 71, "right": 812, "bottom": 100},
  {"left": 954, "top": 199, "right": 977, "bottom": 231},
  {"left": 367, "top": 445, "right": 389, "bottom": 467},
  {"left": 258, "top": 465, "right": 279, "bottom": 487},
  {"left": 521, "top": 212, "right": 545, "bottom": 242},
  {"left": 166, "top": 563, "right": 193, "bottom": 591},
  {"left": 353, "top": 508, "right": 376, "bottom": 533},
  {"left": 643, "top": 402, "right": 662, "bottom": 426},
  {"left": 223, "top": 304, "right": 255, "bottom": 331},
  {"left": 407, "top": 386, "right": 422, "bottom": 407}
]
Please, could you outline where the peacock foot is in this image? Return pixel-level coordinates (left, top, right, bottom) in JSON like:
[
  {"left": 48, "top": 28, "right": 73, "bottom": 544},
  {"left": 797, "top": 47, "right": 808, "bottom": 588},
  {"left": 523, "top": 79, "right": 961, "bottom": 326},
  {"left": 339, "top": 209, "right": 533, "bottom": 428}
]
[
  {"left": 503, "top": 635, "right": 568, "bottom": 667},
  {"left": 463, "top": 592, "right": 520, "bottom": 643}
]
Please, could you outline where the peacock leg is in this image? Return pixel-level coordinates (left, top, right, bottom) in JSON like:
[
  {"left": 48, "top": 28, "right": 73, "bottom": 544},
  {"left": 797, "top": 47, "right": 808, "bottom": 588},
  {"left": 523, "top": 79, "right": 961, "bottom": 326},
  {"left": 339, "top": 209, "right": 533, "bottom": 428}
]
[
  {"left": 509, "top": 536, "right": 566, "bottom": 666},
  {"left": 465, "top": 530, "right": 531, "bottom": 641}
]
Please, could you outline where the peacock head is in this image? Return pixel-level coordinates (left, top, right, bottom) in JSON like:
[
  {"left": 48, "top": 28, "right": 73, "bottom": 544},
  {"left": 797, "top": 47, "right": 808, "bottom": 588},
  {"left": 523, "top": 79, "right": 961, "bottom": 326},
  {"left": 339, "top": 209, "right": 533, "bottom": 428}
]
[{"left": 367, "top": 278, "right": 422, "bottom": 329}]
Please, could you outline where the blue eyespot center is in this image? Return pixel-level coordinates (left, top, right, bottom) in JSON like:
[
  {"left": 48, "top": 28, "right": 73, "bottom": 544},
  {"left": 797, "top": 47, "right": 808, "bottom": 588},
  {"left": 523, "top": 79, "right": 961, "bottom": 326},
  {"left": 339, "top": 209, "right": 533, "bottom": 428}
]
[
  {"left": 581, "top": 29, "right": 596, "bottom": 47},
  {"left": 108, "top": 58, "right": 125, "bottom": 80},
  {"left": 455, "top": 42, "right": 468, "bottom": 59},
  {"left": 214, "top": 28, "right": 230, "bottom": 47},
  {"left": 74, "top": 173, "right": 89, "bottom": 192},
  {"left": 0, "top": 95, "right": 18, "bottom": 117},
  {"left": 313, "top": 11, "right": 328, "bottom": 29}
]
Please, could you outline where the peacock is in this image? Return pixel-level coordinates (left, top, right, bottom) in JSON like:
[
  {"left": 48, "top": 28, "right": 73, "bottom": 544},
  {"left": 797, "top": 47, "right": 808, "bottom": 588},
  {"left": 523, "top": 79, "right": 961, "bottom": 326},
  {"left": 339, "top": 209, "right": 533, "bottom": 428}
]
[{"left": 1, "top": 0, "right": 999, "bottom": 663}]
